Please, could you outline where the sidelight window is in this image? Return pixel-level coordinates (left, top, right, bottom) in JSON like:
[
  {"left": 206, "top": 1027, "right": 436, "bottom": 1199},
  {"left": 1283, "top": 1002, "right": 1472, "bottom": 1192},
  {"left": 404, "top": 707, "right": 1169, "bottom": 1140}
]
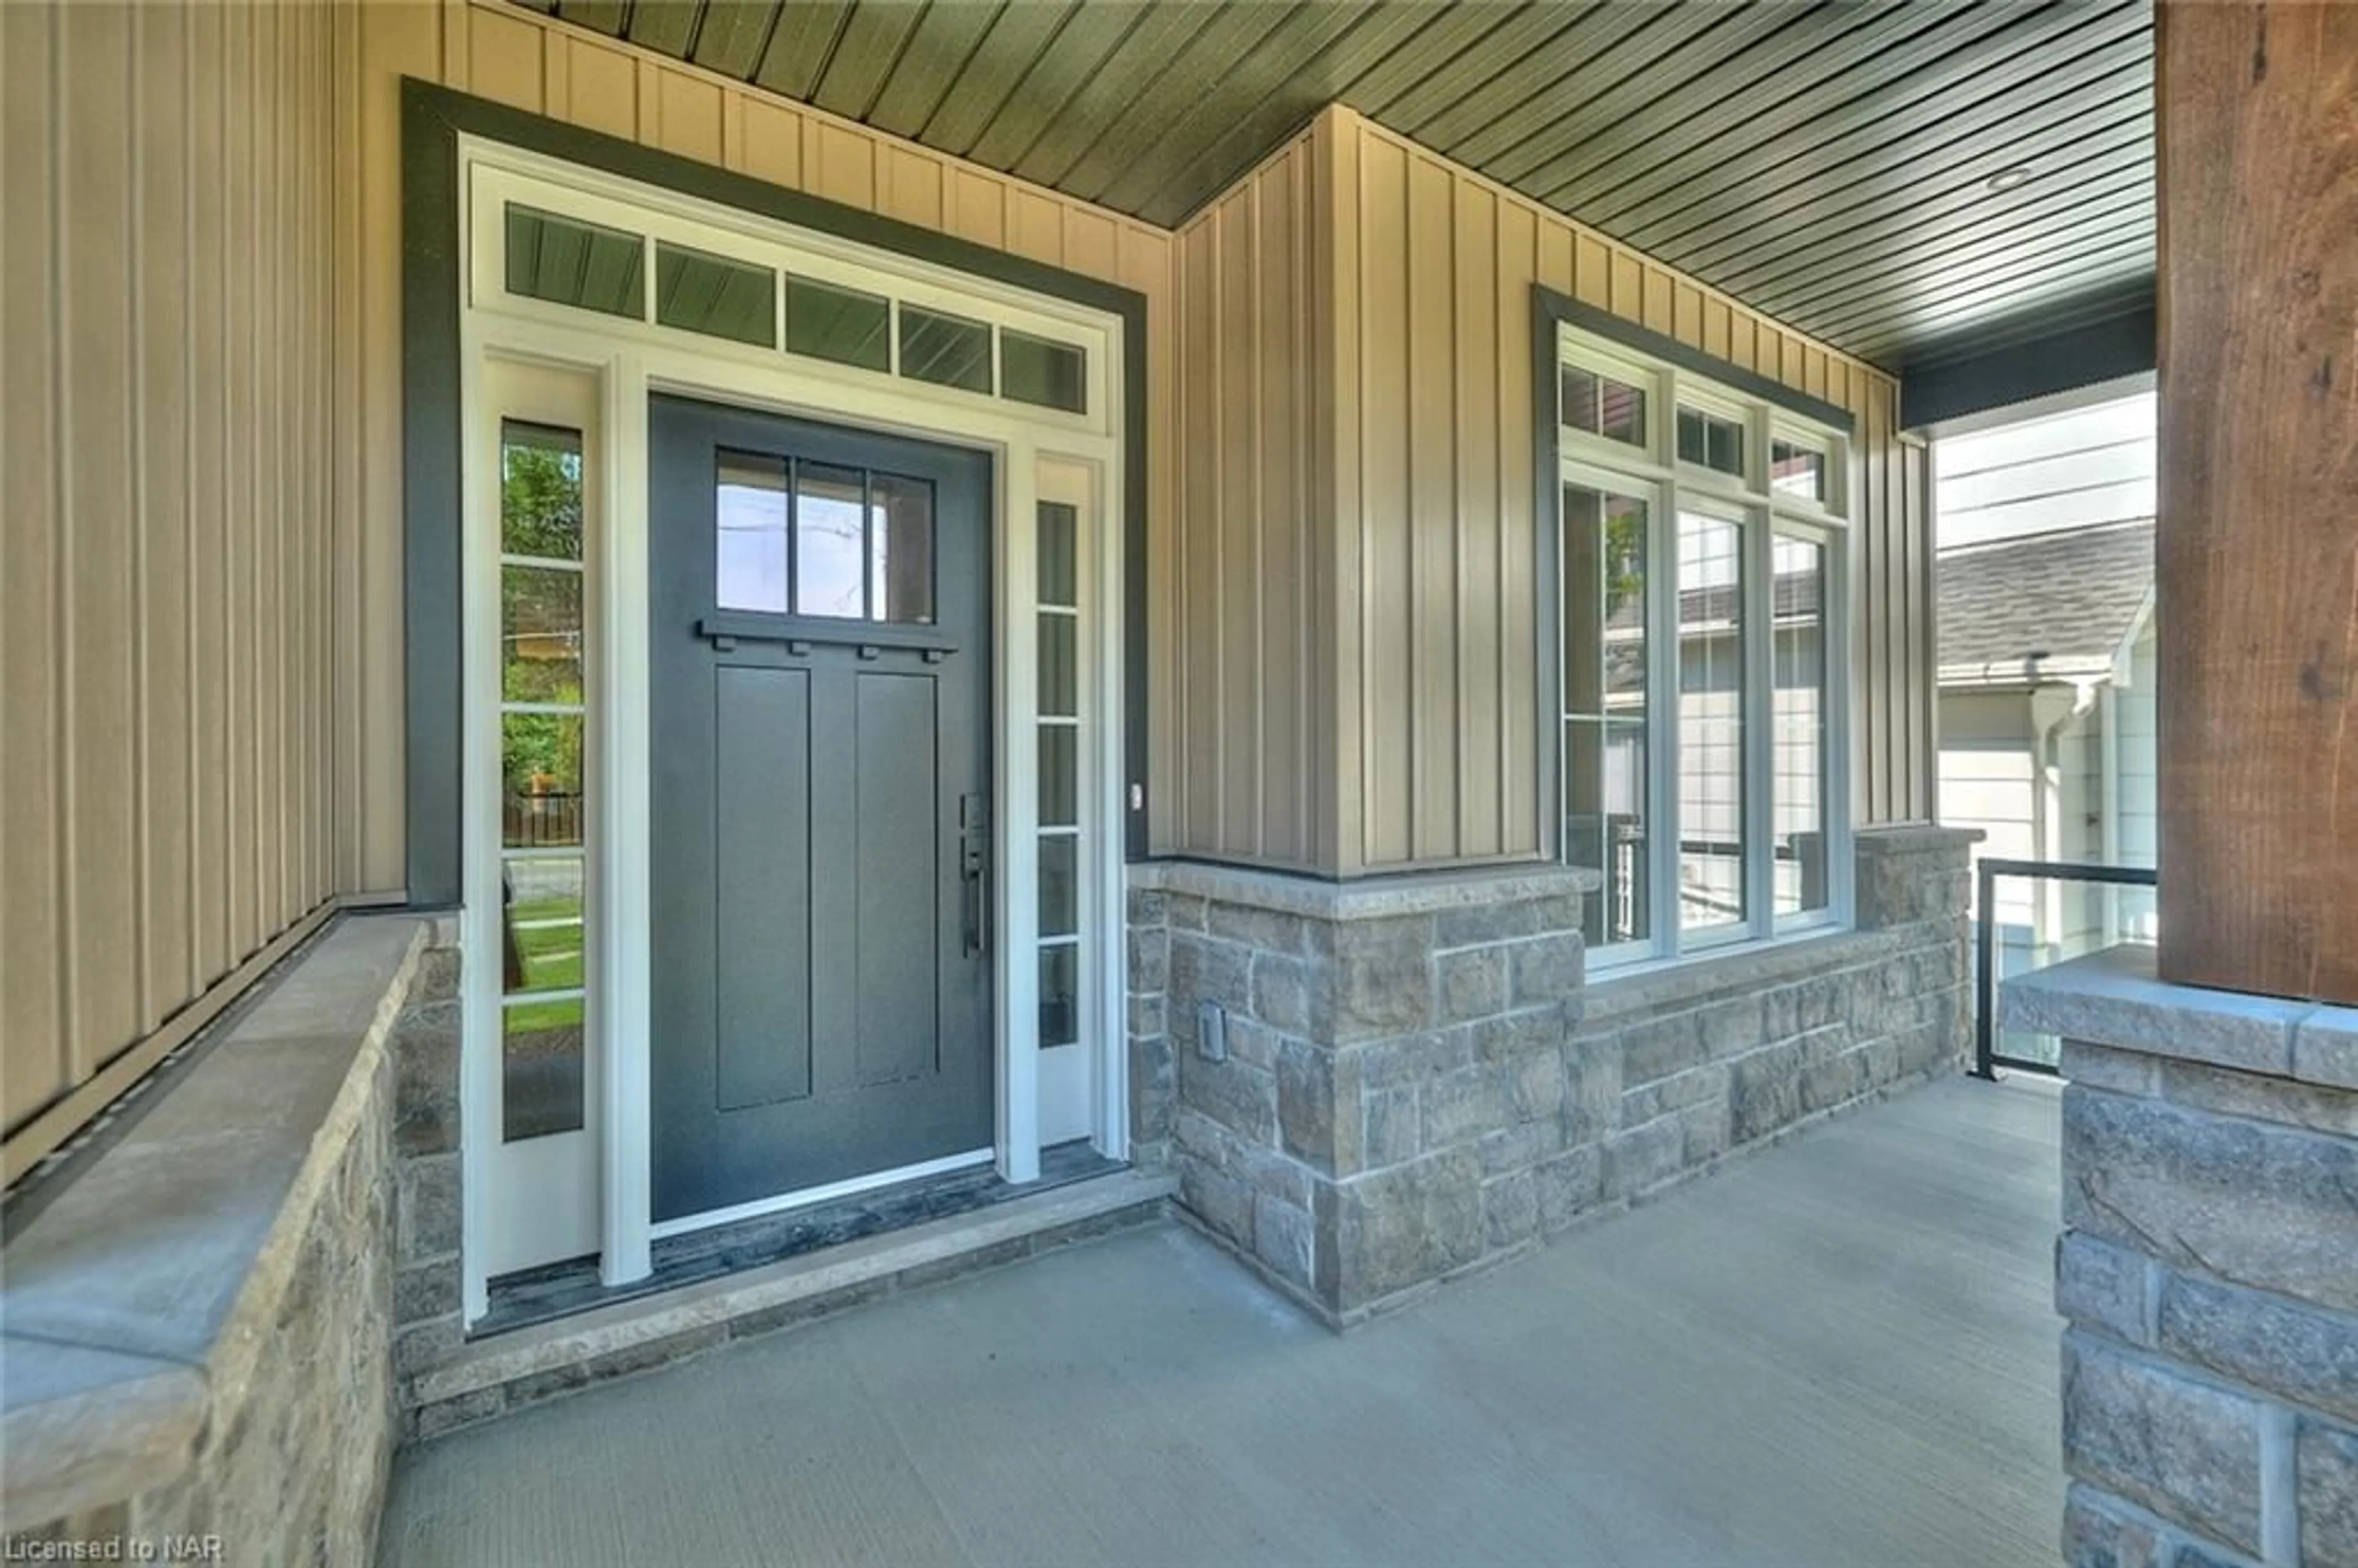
[
  {"left": 1035, "top": 500, "right": 1084, "bottom": 1049},
  {"left": 1558, "top": 332, "right": 1848, "bottom": 965},
  {"left": 497, "top": 421, "right": 591, "bottom": 1141}
]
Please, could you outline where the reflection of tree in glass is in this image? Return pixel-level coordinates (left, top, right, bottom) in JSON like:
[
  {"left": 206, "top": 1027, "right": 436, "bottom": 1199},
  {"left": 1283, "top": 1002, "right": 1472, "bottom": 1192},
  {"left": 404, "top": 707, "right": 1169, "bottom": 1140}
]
[
  {"left": 502, "top": 440, "right": 582, "bottom": 557},
  {"left": 1602, "top": 500, "right": 1648, "bottom": 698},
  {"left": 501, "top": 437, "right": 585, "bottom": 796},
  {"left": 504, "top": 712, "right": 581, "bottom": 800}
]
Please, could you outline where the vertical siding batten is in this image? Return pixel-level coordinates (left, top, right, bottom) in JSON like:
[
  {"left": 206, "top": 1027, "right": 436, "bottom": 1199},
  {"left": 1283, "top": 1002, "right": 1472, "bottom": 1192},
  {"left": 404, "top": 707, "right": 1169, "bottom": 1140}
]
[
  {"left": 60, "top": 0, "right": 141, "bottom": 1082},
  {"left": 1327, "top": 109, "right": 1918, "bottom": 867},
  {"left": 4, "top": 0, "right": 349, "bottom": 1174},
  {"left": 1, "top": 0, "right": 65, "bottom": 1124}
]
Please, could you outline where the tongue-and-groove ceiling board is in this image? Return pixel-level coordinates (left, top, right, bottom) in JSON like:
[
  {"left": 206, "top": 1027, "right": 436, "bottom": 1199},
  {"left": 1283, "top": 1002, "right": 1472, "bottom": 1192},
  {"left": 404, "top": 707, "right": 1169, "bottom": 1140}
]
[{"left": 517, "top": 0, "right": 2157, "bottom": 369}]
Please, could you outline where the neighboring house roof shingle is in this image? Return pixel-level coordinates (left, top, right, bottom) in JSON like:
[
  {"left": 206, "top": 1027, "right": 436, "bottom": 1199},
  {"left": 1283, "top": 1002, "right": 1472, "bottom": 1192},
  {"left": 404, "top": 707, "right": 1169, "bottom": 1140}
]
[{"left": 1937, "top": 519, "right": 2155, "bottom": 687}]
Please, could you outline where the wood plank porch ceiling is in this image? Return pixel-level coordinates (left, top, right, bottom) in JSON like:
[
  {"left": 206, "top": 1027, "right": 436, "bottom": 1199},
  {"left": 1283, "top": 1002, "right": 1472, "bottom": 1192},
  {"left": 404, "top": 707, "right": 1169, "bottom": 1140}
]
[{"left": 519, "top": 0, "right": 2156, "bottom": 370}]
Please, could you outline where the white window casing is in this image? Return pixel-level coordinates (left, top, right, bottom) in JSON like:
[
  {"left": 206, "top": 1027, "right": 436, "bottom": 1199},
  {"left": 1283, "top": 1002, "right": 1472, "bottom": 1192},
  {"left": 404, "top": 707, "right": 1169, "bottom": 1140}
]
[{"left": 1556, "top": 323, "right": 1853, "bottom": 972}]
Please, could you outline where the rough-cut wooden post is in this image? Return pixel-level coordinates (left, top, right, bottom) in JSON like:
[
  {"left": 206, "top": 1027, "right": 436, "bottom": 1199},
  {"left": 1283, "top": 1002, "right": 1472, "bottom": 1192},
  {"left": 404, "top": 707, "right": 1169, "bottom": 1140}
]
[{"left": 2155, "top": 0, "right": 2358, "bottom": 1005}]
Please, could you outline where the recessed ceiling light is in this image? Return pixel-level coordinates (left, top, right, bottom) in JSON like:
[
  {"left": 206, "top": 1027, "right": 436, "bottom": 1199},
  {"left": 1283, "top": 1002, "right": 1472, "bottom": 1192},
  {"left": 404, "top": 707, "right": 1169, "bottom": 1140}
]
[{"left": 1986, "top": 166, "right": 2034, "bottom": 192}]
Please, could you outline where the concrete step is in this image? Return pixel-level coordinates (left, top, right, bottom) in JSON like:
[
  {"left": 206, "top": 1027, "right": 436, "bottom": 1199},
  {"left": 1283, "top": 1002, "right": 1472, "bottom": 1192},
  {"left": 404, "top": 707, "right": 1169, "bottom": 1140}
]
[{"left": 404, "top": 1167, "right": 1176, "bottom": 1442}]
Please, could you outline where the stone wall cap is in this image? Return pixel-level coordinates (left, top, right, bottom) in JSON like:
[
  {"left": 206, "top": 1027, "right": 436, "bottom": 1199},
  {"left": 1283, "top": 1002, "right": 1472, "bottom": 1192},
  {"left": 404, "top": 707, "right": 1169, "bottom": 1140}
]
[
  {"left": 1999, "top": 943, "right": 2349, "bottom": 1085},
  {"left": 0, "top": 912, "right": 430, "bottom": 1531},
  {"left": 1132, "top": 859, "right": 1600, "bottom": 918},
  {"left": 1854, "top": 823, "right": 1986, "bottom": 853}
]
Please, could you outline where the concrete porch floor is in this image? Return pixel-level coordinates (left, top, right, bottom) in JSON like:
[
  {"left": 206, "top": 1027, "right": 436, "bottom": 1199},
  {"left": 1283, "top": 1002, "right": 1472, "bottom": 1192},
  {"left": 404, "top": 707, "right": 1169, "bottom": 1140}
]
[{"left": 381, "top": 1076, "right": 2064, "bottom": 1567}]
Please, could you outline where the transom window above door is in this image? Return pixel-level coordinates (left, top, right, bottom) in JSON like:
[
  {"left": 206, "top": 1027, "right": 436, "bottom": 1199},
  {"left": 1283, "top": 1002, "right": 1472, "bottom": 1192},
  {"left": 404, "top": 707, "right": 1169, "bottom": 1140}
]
[
  {"left": 497, "top": 198, "right": 1095, "bottom": 420},
  {"left": 1555, "top": 325, "right": 1850, "bottom": 969}
]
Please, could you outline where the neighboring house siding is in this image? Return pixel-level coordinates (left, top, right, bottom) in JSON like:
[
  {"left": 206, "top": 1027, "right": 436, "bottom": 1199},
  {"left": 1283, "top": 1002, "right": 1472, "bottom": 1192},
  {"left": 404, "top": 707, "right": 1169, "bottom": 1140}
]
[
  {"left": 1935, "top": 392, "right": 2156, "bottom": 547},
  {"left": 1937, "top": 694, "right": 2041, "bottom": 933},
  {"left": 344, "top": 0, "right": 1183, "bottom": 891},
  {"left": 2, "top": 0, "right": 343, "bottom": 1174},
  {"left": 1934, "top": 392, "right": 2160, "bottom": 981},
  {"left": 2114, "top": 623, "right": 2160, "bottom": 936},
  {"left": 1173, "top": 107, "right": 1934, "bottom": 874}
]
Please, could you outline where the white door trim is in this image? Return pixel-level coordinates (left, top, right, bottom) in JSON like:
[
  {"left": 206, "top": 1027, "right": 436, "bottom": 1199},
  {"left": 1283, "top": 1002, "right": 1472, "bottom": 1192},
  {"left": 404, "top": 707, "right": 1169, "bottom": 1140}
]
[{"left": 454, "top": 137, "right": 1129, "bottom": 1324}]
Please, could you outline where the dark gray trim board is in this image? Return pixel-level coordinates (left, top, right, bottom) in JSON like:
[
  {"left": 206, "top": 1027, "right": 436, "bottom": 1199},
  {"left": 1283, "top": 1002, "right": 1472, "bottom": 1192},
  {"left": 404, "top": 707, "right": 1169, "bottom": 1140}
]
[
  {"left": 1535, "top": 285, "right": 1859, "bottom": 437},
  {"left": 400, "top": 80, "right": 1154, "bottom": 904},
  {"left": 1900, "top": 285, "right": 2157, "bottom": 428}
]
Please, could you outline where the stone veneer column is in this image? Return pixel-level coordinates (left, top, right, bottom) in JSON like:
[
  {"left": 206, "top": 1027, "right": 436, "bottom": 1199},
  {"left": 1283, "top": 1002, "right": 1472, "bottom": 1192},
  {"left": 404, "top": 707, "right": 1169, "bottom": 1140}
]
[
  {"left": 2005, "top": 949, "right": 2358, "bottom": 1567},
  {"left": 1137, "top": 863, "right": 1596, "bottom": 1324}
]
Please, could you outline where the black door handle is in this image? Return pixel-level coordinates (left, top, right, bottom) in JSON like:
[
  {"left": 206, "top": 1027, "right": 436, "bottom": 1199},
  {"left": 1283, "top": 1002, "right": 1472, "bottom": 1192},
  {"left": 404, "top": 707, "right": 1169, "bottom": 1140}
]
[{"left": 960, "top": 793, "right": 989, "bottom": 958}]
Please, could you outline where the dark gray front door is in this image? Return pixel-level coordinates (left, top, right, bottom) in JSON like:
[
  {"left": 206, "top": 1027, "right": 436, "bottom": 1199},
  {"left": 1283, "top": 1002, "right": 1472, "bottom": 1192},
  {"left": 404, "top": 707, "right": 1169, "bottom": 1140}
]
[{"left": 649, "top": 395, "right": 993, "bottom": 1222}]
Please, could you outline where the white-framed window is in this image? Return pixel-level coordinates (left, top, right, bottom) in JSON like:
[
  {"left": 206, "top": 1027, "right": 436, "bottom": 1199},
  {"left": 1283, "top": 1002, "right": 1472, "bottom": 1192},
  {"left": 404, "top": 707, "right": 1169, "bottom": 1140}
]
[{"left": 1556, "top": 325, "right": 1850, "bottom": 968}]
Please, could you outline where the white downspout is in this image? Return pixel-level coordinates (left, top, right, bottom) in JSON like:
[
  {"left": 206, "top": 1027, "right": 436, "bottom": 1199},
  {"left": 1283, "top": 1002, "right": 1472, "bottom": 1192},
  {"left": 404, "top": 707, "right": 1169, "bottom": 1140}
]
[
  {"left": 2030, "top": 680, "right": 2100, "bottom": 963},
  {"left": 2099, "top": 683, "right": 2123, "bottom": 945}
]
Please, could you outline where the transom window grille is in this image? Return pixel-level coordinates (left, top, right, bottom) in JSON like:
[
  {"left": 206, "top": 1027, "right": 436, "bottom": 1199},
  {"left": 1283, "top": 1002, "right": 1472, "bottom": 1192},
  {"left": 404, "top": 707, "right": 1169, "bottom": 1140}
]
[
  {"left": 1557, "top": 329, "right": 1848, "bottom": 967},
  {"left": 497, "top": 200, "right": 1094, "bottom": 419}
]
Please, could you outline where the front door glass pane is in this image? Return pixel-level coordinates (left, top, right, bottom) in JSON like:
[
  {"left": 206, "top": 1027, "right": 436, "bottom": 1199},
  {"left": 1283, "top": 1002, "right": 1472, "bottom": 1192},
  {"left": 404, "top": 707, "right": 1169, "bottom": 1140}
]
[
  {"left": 1677, "top": 510, "right": 1747, "bottom": 933},
  {"left": 868, "top": 473, "right": 936, "bottom": 625},
  {"left": 715, "top": 451, "right": 789, "bottom": 613},
  {"left": 793, "top": 463, "right": 868, "bottom": 619}
]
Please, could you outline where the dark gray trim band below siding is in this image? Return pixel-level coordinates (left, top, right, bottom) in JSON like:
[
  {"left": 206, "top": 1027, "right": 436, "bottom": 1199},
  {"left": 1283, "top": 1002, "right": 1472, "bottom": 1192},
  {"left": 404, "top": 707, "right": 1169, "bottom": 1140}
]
[
  {"left": 400, "top": 79, "right": 1153, "bottom": 906},
  {"left": 1534, "top": 285, "right": 1859, "bottom": 437}
]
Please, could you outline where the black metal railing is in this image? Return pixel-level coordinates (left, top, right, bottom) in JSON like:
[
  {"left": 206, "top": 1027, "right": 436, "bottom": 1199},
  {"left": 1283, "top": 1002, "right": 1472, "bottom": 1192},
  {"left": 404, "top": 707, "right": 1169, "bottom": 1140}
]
[{"left": 1972, "top": 856, "right": 2159, "bottom": 1078}]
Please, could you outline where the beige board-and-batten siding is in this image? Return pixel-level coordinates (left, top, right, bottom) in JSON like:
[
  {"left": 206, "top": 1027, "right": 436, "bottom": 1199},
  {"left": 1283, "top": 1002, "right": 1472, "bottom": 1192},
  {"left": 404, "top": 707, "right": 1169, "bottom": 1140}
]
[
  {"left": 1170, "top": 106, "right": 1937, "bottom": 876},
  {"left": 1, "top": 0, "right": 343, "bottom": 1178},
  {"left": 343, "top": 0, "right": 1185, "bottom": 895}
]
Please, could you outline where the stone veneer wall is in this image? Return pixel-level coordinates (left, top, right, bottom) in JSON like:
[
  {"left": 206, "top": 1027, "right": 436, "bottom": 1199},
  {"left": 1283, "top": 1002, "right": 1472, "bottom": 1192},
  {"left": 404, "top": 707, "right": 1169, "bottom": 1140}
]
[
  {"left": 388, "top": 919, "right": 465, "bottom": 1425},
  {"left": 1138, "top": 825, "right": 1978, "bottom": 1325},
  {"left": 5, "top": 917, "right": 422, "bottom": 1567},
  {"left": 1143, "top": 861, "right": 1595, "bottom": 1322},
  {"left": 2005, "top": 949, "right": 2358, "bottom": 1568},
  {"left": 1574, "top": 826, "right": 1975, "bottom": 1207}
]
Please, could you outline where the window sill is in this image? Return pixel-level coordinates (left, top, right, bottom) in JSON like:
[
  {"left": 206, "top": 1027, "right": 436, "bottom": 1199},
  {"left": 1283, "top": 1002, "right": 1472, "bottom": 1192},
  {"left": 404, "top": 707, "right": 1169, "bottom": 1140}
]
[{"left": 1581, "top": 920, "right": 1893, "bottom": 1023}]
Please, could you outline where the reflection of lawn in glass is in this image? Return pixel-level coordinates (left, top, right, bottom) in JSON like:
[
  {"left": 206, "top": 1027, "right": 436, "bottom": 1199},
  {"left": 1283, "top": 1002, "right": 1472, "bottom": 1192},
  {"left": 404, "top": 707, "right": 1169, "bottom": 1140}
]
[
  {"left": 505, "top": 995, "right": 582, "bottom": 1041},
  {"left": 509, "top": 896, "right": 584, "bottom": 993}
]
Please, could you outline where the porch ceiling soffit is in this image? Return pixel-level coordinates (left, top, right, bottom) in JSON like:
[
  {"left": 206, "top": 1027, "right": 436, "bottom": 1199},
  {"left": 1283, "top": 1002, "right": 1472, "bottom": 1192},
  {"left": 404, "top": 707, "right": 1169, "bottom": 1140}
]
[{"left": 515, "top": 0, "right": 2157, "bottom": 373}]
